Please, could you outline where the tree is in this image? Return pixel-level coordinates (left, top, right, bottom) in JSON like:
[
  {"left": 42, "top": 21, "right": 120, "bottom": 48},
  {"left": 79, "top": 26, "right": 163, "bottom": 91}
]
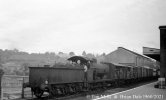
[
  {"left": 86, "top": 53, "right": 95, "bottom": 58},
  {"left": 22, "top": 63, "right": 30, "bottom": 75},
  {"left": 13, "top": 48, "right": 19, "bottom": 52},
  {"left": 45, "top": 52, "right": 50, "bottom": 55},
  {"left": 82, "top": 51, "right": 86, "bottom": 56},
  {"left": 69, "top": 52, "right": 75, "bottom": 56},
  {"left": 58, "top": 52, "right": 64, "bottom": 55},
  {"left": 0, "top": 55, "right": 3, "bottom": 68},
  {"left": 102, "top": 53, "right": 106, "bottom": 56},
  {"left": 50, "top": 52, "right": 55, "bottom": 56}
]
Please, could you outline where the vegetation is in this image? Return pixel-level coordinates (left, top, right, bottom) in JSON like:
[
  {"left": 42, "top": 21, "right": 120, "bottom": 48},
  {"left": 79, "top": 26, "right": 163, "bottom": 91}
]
[{"left": 0, "top": 49, "right": 106, "bottom": 75}]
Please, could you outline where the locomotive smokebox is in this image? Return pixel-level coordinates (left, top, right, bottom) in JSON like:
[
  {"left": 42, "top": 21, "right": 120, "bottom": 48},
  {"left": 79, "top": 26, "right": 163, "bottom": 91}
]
[{"left": 159, "top": 26, "right": 166, "bottom": 88}]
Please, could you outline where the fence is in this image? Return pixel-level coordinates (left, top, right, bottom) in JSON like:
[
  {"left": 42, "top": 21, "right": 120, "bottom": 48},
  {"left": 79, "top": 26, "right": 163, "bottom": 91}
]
[{"left": 1, "top": 75, "right": 31, "bottom": 100}]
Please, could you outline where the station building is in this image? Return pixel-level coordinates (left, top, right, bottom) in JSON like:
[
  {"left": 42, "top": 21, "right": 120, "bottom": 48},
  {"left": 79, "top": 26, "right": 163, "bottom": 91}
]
[{"left": 104, "top": 47, "right": 159, "bottom": 70}]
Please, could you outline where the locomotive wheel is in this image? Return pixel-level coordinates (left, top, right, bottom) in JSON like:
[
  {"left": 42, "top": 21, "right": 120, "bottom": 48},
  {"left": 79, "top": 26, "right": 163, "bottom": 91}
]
[{"left": 34, "top": 88, "right": 44, "bottom": 98}]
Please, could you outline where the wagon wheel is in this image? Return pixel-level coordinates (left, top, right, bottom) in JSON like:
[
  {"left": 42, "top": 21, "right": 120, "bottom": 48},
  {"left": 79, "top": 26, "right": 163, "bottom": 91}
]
[
  {"left": 50, "top": 87, "right": 58, "bottom": 97},
  {"left": 34, "top": 88, "right": 44, "bottom": 98}
]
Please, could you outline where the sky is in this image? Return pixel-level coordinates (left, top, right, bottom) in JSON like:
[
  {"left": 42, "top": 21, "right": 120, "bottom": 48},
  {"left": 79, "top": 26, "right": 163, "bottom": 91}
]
[{"left": 0, "top": 0, "right": 165, "bottom": 55}]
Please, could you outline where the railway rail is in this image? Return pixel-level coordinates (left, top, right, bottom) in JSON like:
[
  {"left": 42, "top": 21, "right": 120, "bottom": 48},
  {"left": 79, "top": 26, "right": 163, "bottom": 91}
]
[{"left": 27, "top": 79, "right": 157, "bottom": 100}]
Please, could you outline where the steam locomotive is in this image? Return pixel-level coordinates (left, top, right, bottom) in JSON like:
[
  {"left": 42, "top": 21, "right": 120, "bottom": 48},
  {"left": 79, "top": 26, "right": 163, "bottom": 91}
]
[{"left": 29, "top": 56, "right": 158, "bottom": 98}]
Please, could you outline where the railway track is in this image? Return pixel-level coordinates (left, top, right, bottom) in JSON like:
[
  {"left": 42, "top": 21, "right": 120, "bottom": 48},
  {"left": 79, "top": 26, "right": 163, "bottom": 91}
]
[{"left": 26, "top": 79, "right": 157, "bottom": 100}]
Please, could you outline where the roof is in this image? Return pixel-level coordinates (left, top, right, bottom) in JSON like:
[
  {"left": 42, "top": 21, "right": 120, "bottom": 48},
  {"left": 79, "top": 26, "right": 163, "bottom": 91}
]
[
  {"left": 159, "top": 26, "right": 166, "bottom": 29},
  {"left": 143, "top": 47, "right": 160, "bottom": 50},
  {"left": 118, "top": 47, "right": 157, "bottom": 62},
  {"left": 67, "top": 56, "right": 92, "bottom": 64},
  {"left": 101, "top": 61, "right": 130, "bottom": 67}
]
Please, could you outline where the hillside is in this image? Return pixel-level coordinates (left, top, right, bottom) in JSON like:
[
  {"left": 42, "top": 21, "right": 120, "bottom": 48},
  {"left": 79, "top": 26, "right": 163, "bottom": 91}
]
[
  {"left": 0, "top": 49, "right": 70, "bottom": 75},
  {"left": 0, "top": 49, "right": 106, "bottom": 75}
]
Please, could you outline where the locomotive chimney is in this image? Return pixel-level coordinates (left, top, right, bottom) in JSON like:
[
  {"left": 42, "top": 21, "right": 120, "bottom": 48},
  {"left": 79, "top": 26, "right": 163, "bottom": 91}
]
[{"left": 159, "top": 26, "right": 166, "bottom": 88}]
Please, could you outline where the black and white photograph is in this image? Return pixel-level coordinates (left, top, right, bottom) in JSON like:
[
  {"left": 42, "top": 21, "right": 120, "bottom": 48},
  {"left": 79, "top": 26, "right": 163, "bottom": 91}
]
[{"left": 0, "top": 0, "right": 166, "bottom": 100}]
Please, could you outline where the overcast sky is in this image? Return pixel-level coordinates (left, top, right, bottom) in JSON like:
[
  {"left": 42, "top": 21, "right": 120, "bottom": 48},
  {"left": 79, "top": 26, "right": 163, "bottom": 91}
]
[{"left": 0, "top": 0, "right": 165, "bottom": 55}]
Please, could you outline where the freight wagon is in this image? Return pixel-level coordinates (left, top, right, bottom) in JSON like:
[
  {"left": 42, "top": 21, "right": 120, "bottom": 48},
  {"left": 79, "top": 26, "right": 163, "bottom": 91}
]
[
  {"left": 28, "top": 56, "right": 158, "bottom": 98},
  {"left": 29, "top": 65, "right": 85, "bottom": 98}
]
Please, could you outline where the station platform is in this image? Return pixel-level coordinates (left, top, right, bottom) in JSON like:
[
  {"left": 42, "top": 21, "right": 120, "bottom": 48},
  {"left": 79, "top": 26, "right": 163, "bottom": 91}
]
[{"left": 94, "top": 82, "right": 166, "bottom": 100}]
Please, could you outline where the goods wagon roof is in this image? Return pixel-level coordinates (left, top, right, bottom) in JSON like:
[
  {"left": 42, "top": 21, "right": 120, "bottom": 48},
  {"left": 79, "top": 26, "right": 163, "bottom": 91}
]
[
  {"left": 101, "top": 62, "right": 133, "bottom": 68},
  {"left": 91, "top": 63, "right": 108, "bottom": 69}
]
